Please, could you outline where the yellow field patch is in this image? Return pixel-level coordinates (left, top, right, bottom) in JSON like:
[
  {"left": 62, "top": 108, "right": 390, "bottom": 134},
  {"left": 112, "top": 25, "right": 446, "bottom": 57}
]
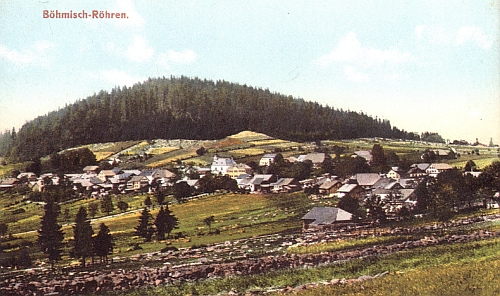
[
  {"left": 147, "top": 152, "right": 198, "bottom": 167},
  {"left": 146, "top": 147, "right": 179, "bottom": 155},
  {"left": 451, "top": 157, "right": 499, "bottom": 170},
  {"left": 248, "top": 139, "right": 286, "bottom": 146},
  {"left": 93, "top": 151, "right": 114, "bottom": 161},
  {"left": 229, "top": 147, "right": 267, "bottom": 156},
  {"left": 229, "top": 131, "right": 271, "bottom": 140}
]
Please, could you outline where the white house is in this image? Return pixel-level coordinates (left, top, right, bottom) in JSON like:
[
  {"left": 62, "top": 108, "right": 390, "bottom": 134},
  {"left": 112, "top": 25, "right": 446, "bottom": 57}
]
[
  {"left": 211, "top": 155, "right": 237, "bottom": 175},
  {"left": 426, "top": 163, "right": 453, "bottom": 177},
  {"left": 259, "top": 154, "right": 277, "bottom": 166}
]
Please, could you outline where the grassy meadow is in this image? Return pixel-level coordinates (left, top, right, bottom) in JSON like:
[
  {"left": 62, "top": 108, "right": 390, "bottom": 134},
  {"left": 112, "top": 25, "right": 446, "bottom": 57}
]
[
  {"left": 106, "top": 234, "right": 500, "bottom": 296},
  {"left": 0, "top": 191, "right": 312, "bottom": 268}
]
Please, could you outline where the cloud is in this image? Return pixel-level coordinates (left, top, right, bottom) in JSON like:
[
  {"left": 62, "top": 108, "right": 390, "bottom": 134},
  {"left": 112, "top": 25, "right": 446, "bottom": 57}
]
[
  {"left": 415, "top": 25, "right": 425, "bottom": 39},
  {"left": 97, "top": 70, "right": 145, "bottom": 87},
  {"left": 157, "top": 49, "right": 197, "bottom": 67},
  {"left": 344, "top": 66, "right": 370, "bottom": 82},
  {"left": 414, "top": 25, "right": 451, "bottom": 45},
  {"left": 416, "top": 25, "right": 492, "bottom": 50},
  {"left": 456, "top": 26, "right": 493, "bottom": 49},
  {"left": 315, "top": 32, "right": 362, "bottom": 66},
  {"left": 0, "top": 41, "right": 55, "bottom": 67},
  {"left": 315, "top": 32, "right": 411, "bottom": 82},
  {"left": 124, "top": 35, "right": 154, "bottom": 62},
  {"left": 316, "top": 32, "right": 411, "bottom": 68}
]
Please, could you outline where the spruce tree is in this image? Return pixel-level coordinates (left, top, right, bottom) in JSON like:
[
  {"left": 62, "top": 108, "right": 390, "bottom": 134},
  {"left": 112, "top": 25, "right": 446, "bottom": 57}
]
[
  {"left": 71, "top": 207, "right": 94, "bottom": 267},
  {"left": 164, "top": 205, "right": 179, "bottom": 238},
  {"left": 155, "top": 190, "right": 165, "bottom": 205},
  {"left": 370, "top": 144, "right": 388, "bottom": 172},
  {"left": 88, "top": 202, "right": 98, "bottom": 218},
  {"left": 154, "top": 206, "right": 167, "bottom": 240},
  {"left": 135, "top": 207, "right": 153, "bottom": 241},
  {"left": 37, "top": 196, "right": 64, "bottom": 269},
  {"left": 100, "top": 195, "right": 114, "bottom": 215},
  {"left": 93, "top": 223, "right": 113, "bottom": 264}
]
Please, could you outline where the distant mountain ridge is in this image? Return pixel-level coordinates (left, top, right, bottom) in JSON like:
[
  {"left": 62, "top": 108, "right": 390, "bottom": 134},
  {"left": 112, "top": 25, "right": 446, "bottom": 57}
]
[{"left": 0, "top": 76, "right": 418, "bottom": 161}]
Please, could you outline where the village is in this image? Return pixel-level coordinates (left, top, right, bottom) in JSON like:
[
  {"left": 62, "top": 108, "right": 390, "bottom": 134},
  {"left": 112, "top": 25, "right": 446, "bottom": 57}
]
[{"left": 1, "top": 143, "right": 493, "bottom": 232}]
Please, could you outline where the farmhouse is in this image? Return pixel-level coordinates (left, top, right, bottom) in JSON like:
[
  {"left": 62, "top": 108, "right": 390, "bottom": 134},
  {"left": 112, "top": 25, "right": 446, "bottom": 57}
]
[
  {"left": 353, "top": 173, "right": 381, "bottom": 189},
  {"left": 318, "top": 179, "right": 342, "bottom": 196},
  {"left": 270, "top": 178, "right": 300, "bottom": 193},
  {"left": 407, "top": 163, "right": 430, "bottom": 178},
  {"left": 211, "top": 155, "right": 237, "bottom": 175},
  {"left": 226, "top": 163, "right": 253, "bottom": 179},
  {"left": 238, "top": 174, "right": 277, "bottom": 193},
  {"left": 426, "top": 163, "right": 453, "bottom": 177},
  {"left": 126, "top": 176, "right": 149, "bottom": 191},
  {"left": 0, "top": 178, "right": 20, "bottom": 189},
  {"left": 98, "top": 167, "right": 122, "bottom": 182},
  {"left": 302, "top": 207, "right": 353, "bottom": 230},
  {"left": 337, "top": 183, "right": 364, "bottom": 199},
  {"left": 386, "top": 167, "right": 406, "bottom": 181},
  {"left": 352, "top": 150, "right": 372, "bottom": 162},
  {"left": 296, "top": 152, "right": 328, "bottom": 167},
  {"left": 259, "top": 154, "right": 277, "bottom": 166}
]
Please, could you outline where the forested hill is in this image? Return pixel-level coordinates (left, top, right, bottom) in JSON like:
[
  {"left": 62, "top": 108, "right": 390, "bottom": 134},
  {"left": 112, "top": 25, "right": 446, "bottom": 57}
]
[{"left": 1, "top": 76, "right": 418, "bottom": 161}]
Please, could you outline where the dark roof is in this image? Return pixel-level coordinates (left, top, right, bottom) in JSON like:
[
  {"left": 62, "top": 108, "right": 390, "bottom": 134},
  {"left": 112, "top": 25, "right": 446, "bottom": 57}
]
[
  {"left": 272, "top": 178, "right": 296, "bottom": 186},
  {"left": 301, "top": 207, "right": 352, "bottom": 225}
]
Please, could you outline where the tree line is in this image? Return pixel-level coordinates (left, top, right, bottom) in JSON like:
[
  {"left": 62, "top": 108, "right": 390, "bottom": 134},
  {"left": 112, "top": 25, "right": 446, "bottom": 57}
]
[
  {"left": 0, "top": 76, "right": 420, "bottom": 162},
  {"left": 34, "top": 193, "right": 180, "bottom": 268}
]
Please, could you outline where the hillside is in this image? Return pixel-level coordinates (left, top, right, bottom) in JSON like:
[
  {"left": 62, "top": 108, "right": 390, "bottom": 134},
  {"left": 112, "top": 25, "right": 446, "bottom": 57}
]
[{"left": 0, "top": 76, "right": 419, "bottom": 162}]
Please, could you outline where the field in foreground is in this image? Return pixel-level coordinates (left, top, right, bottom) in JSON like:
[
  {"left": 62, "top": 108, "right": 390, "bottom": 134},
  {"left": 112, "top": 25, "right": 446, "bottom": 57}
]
[{"left": 106, "top": 235, "right": 500, "bottom": 296}]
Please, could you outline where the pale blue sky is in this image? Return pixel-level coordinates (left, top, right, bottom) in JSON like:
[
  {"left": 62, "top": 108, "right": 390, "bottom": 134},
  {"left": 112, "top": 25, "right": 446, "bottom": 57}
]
[{"left": 1, "top": 0, "right": 499, "bottom": 144}]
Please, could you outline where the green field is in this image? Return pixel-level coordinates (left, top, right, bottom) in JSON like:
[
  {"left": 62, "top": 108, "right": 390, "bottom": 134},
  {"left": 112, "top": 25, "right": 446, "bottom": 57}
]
[{"left": 0, "top": 191, "right": 312, "bottom": 267}]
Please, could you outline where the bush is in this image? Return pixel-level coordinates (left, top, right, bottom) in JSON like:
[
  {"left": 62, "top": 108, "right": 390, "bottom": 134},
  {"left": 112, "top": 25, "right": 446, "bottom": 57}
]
[
  {"left": 11, "top": 208, "right": 26, "bottom": 215},
  {"left": 161, "top": 246, "right": 178, "bottom": 253}
]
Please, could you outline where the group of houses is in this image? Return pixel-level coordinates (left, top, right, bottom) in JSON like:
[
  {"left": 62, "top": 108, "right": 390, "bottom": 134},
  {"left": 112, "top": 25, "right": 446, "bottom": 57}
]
[
  {"left": 0, "top": 166, "right": 178, "bottom": 197},
  {"left": 1, "top": 151, "right": 458, "bottom": 218}
]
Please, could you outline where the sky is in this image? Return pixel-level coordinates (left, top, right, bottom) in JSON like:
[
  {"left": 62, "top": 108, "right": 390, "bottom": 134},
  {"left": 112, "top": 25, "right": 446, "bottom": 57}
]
[{"left": 1, "top": 0, "right": 499, "bottom": 145}]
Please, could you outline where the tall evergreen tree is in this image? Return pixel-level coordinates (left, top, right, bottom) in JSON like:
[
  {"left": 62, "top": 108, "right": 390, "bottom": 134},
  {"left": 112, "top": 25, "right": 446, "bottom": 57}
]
[
  {"left": 37, "top": 197, "right": 64, "bottom": 269},
  {"left": 100, "top": 195, "right": 114, "bottom": 215},
  {"left": 88, "top": 202, "right": 98, "bottom": 218},
  {"left": 164, "top": 205, "right": 179, "bottom": 239},
  {"left": 93, "top": 223, "right": 113, "bottom": 264},
  {"left": 155, "top": 190, "right": 165, "bottom": 205},
  {"left": 154, "top": 206, "right": 168, "bottom": 240},
  {"left": 71, "top": 207, "right": 94, "bottom": 267},
  {"left": 370, "top": 144, "right": 388, "bottom": 172},
  {"left": 135, "top": 207, "right": 153, "bottom": 241}
]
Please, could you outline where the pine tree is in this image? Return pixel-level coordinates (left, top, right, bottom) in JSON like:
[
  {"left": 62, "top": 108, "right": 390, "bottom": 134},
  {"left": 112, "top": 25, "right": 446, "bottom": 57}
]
[
  {"left": 135, "top": 207, "right": 153, "bottom": 241},
  {"left": 88, "top": 202, "right": 98, "bottom": 218},
  {"left": 154, "top": 206, "right": 167, "bottom": 240},
  {"left": 164, "top": 205, "right": 179, "bottom": 238},
  {"left": 144, "top": 196, "right": 152, "bottom": 208},
  {"left": 370, "top": 144, "right": 388, "bottom": 172},
  {"left": 37, "top": 197, "right": 64, "bottom": 269},
  {"left": 100, "top": 195, "right": 114, "bottom": 215},
  {"left": 71, "top": 207, "right": 94, "bottom": 267},
  {"left": 93, "top": 223, "right": 113, "bottom": 264},
  {"left": 155, "top": 190, "right": 165, "bottom": 205}
]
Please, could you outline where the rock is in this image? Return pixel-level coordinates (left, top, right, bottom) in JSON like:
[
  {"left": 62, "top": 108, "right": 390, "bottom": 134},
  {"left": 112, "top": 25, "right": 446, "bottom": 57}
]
[
  {"left": 330, "top": 278, "right": 341, "bottom": 285},
  {"left": 358, "top": 275, "right": 374, "bottom": 281}
]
